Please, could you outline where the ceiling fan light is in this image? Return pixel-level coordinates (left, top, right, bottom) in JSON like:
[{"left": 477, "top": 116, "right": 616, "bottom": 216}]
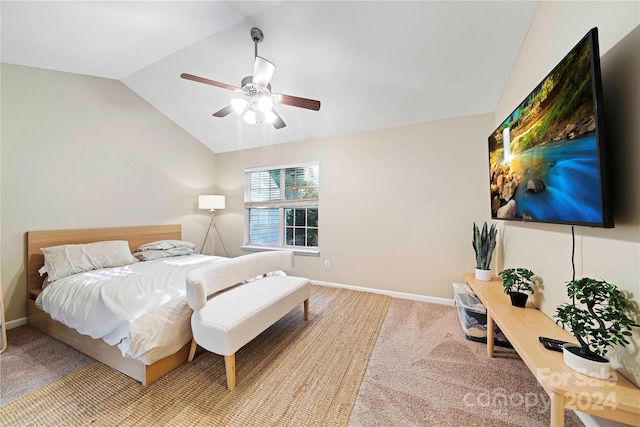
[
  {"left": 231, "top": 97, "right": 248, "bottom": 114},
  {"left": 243, "top": 109, "right": 257, "bottom": 124},
  {"left": 263, "top": 109, "right": 277, "bottom": 124},
  {"left": 256, "top": 95, "right": 273, "bottom": 112}
]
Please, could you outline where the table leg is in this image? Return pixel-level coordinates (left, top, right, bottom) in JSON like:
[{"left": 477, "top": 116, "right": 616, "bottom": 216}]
[
  {"left": 550, "top": 392, "right": 565, "bottom": 427},
  {"left": 487, "top": 309, "right": 494, "bottom": 358}
]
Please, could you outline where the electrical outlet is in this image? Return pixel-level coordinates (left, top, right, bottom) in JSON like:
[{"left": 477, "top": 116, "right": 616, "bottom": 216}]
[{"left": 324, "top": 260, "right": 331, "bottom": 269}]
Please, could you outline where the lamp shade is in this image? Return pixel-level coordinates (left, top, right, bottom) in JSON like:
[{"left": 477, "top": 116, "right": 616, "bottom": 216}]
[{"left": 198, "top": 195, "right": 225, "bottom": 210}]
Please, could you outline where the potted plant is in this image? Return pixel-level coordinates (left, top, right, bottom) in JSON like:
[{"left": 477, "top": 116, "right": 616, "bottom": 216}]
[
  {"left": 555, "top": 277, "right": 638, "bottom": 379},
  {"left": 472, "top": 222, "right": 497, "bottom": 281},
  {"left": 499, "top": 267, "right": 535, "bottom": 308}
]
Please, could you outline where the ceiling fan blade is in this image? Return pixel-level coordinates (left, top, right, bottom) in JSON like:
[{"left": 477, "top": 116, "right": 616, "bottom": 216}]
[
  {"left": 271, "top": 109, "right": 286, "bottom": 129},
  {"left": 213, "top": 105, "right": 234, "bottom": 118},
  {"left": 252, "top": 56, "right": 275, "bottom": 89},
  {"left": 275, "top": 94, "right": 321, "bottom": 111},
  {"left": 180, "top": 73, "right": 238, "bottom": 91}
]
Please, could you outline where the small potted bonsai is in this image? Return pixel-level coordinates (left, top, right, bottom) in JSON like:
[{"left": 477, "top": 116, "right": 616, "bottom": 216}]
[
  {"left": 472, "top": 222, "right": 497, "bottom": 281},
  {"left": 555, "top": 277, "right": 638, "bottom": 379},
  {"left": 499, "top": 267, "right": 535, "bottom": 308}
]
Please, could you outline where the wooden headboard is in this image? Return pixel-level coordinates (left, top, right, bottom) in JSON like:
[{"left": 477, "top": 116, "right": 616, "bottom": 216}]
[{"left": 26, "top": 224, "right": 181, "bottom": 295}]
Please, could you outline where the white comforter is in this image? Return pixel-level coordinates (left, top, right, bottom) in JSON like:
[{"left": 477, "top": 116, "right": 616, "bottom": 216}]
[{"left": 36, "top": 254, "right": 225, "bottom": 365}]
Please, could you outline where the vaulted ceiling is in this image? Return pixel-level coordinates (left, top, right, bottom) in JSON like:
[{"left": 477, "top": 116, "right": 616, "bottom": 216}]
[{"left": 1, "top": 1, "right": 538, "bottom": 153}]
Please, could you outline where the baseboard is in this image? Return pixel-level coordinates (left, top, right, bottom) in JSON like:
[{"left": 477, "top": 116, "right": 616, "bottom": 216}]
[
  {"left": 6, "top": 317, "right": 28, "bottom": 330},
  {"left": 312, "top": 280, "right": 455, "bottom": 306}
]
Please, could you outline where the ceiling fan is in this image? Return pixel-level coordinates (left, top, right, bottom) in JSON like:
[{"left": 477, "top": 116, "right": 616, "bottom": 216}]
[{"left": 181, "top": 27, "right": 321, "bottom": 129}]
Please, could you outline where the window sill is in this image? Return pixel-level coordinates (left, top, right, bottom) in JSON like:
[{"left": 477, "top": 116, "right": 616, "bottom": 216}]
[{"left": 241, "top": 245, "right": 320, "bottom": 257}]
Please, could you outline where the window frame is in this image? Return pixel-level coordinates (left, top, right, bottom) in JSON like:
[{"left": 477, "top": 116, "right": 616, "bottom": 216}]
[{"left": 242, "top": 162, "right": 320, "bottom": 256}]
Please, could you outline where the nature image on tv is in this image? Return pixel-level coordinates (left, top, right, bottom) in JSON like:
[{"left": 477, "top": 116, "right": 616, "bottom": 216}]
[{"left": 488, "top": 34, "right": 604, "bottom": 225}]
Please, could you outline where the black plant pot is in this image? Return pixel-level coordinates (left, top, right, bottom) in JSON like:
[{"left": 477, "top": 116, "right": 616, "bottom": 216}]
[{"left": 509, "top": 292, "right": 528, "bottom": 308}]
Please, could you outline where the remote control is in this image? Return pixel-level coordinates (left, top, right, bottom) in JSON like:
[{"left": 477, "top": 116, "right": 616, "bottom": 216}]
[{"left": 538, "top": 336, "right": 568, "bottom": 352}]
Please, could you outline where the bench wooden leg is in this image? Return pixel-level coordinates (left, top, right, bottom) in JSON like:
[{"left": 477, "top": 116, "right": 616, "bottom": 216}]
[
  {"left": 225, "top": 354, "right": 236, "bottom": 391},
  {"left": 187, "top": 338, "right": 197, "bottom": 362},
  {"left": 304, "top": 298, "right": 309, "bottom": 321}
]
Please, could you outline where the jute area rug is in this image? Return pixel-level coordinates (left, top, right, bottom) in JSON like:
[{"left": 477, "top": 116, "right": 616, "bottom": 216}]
[{"left": 1, "top": 286, "right": 390, "bottom": 427}]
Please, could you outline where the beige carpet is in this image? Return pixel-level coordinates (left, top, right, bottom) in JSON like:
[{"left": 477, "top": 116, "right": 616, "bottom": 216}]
[
  {"left": 0, "top": 286, "right": 390, "bottom": 427},
  {"left": 348, "top": 298, "right": 584, "bottom": 426},
  {"left": 0, "top": 323, "right": 94, "bottom": 405}
]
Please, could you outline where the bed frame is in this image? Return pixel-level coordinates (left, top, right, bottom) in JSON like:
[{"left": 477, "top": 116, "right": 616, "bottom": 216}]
[{"left": 26, "top": 224, "right": 191, "bottom": 386}]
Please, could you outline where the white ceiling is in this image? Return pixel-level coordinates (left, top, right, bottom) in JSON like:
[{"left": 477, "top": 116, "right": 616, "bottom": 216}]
[{"left": 1, "top": 1, "right": 539, "bottom": 153}]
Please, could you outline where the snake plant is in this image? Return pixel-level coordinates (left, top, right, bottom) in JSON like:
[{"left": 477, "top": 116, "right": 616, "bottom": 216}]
[{"left": 472, "top": 222, "right": 497, "bottom": 270}]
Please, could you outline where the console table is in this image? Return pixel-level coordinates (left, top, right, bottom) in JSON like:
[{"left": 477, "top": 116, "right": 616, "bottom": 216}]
[{"left": 464, "top": 273, "right": 640, "bottom": 427}]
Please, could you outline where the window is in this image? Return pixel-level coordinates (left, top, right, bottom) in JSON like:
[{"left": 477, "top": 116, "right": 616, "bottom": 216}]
[{"left": 244, "top": 162, "right": 319, "bottom": 254}]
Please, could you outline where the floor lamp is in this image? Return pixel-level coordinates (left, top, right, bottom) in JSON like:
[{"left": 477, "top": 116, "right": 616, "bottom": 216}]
[{"left": 198, "top": 195, "right": 229, "bottom": 257}]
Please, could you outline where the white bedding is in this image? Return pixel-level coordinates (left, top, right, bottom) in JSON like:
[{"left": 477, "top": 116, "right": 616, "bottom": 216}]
[{"left": 36, "top": 254, "right": 225, "bottom": 365}]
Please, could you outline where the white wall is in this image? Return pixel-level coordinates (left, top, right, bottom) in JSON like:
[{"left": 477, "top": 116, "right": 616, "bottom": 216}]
[
  {"left": 215, "top": 113, "right": 494, "bottom": 301},
  {"left": 495, "top": 0, "right": 639, "bottom": 395},
  {"left": 0, "top": 64, "right": 217, "bottom": 322}
]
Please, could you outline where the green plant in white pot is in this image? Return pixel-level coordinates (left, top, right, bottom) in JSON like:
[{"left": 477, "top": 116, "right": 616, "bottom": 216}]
[
  {"left": 472, "top": 222, "right": 497, "bottom": 281},
  {"left": 555, "top": 277, "right": 638, "bottom": 379},
  {"left": 499, "top": 267, "right": 535, "bottom": 308}
]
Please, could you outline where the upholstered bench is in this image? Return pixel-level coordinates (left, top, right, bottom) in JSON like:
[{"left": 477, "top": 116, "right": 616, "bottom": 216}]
[{"left": 185, "top": 251, "right": 310, "bottom": 390}]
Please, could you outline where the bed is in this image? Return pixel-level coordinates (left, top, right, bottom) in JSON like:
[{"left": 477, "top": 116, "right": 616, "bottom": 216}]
[{"left": 26, "top": 224, "right": 222, "bottom": 385}]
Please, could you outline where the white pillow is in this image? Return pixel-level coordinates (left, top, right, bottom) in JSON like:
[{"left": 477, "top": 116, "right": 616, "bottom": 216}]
[
  {"left": 41, "top": 240, "right": 138, "bottom": 281},
  {"left": 133, "top": 246, "right": 194, "bottom": 261},
  {"left": 136, "top": 240, "right": 196, "bottom": 252}
]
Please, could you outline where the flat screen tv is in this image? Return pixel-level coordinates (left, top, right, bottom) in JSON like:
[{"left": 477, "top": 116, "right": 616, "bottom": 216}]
[{"left": 488, "top": 27, "right": 613, "bottom": 228}]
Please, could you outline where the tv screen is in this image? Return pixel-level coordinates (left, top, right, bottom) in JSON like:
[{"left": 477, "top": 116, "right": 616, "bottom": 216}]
[{"left": 488, "top": 28, "right": 613, "bottom": 228}]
